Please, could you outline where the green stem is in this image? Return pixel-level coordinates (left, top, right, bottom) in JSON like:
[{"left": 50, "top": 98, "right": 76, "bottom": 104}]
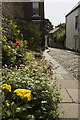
[
  {"left": 17, "top": 99, "right": 24, "bottom": 107},
  {"left": 11, "top": 97, "right": 24, "bottom": 119}
]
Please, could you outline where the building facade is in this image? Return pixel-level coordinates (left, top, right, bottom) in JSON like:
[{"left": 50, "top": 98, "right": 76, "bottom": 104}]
[
  {"left": 2, "top": 1, "right": 45, "bottom": 46},
  {"left": 65, "top": 1, "right": 80, "bottom": 51}
]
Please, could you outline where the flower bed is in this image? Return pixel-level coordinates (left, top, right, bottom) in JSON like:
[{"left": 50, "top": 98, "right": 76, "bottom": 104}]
[
  {"left": 2, "top": 55, "right": 62, "bottom": 119},
  {"left": 2, "top": 19, "right": 62, "bottom": 119}
]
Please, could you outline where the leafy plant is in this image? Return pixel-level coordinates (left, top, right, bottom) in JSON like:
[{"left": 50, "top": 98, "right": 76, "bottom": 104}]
[
  {"left": 20, "top": 23, "right": 41, "bottom": 50},
  {"left": 2, "top": 20, "right": 28, "bottom": 66},
  {"left": 2, "top": 18, "right": 62, "bottom": 120},
  {"left": 2, "top": 83, "right": 31, "bottom": 119},
  {"left": 53, "top": 30, "right": 66, "bottom": 44},
  {"left": 2, "top": 56, "right": 62, "bottom": 119}
]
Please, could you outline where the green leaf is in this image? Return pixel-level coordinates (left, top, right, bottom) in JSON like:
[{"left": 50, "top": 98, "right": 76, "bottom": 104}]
[{"left": 6, "top": 110, "right": 11, "bottom": 117}]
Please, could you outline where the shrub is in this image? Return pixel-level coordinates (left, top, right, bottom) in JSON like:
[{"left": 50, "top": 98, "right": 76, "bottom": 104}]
[
  {"left": 15, "top": 20, "right": 42, "bottom": 50},
  {"left": 53, "top": 30, "right": 66, "bottom": 44},
  {"left": 2, "top": 20, "right": 28, "bottom": 66},
  {"left": 21, "top": 24, "right": 41, "bottom": 50}
]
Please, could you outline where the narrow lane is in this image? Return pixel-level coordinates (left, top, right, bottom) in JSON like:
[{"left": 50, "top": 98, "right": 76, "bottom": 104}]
[
  {"left": 48, "top": 47, "right": 80, "bottom": 80},
  {"left": 43, "top": 49, "right": 79, "bottom": 118}
]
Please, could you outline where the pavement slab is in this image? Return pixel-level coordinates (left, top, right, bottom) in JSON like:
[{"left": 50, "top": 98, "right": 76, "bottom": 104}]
[
  {"left": 60, "top": 89, "right": 73, "bottom": 103},
  {"left": 57, "top": 74, "right": 64, "bottom": 80},
  {"left": 53, "top": 66, "right": 68, "bottom": 74},
  {"left": 59, "top": 103, "right": 79, "bottom": 118},
  {"left": 61, "top": 74, "right": 76, "bottom": 81},
  {"left": 60, "top": 79, "right": 78, "bottom": 89},
  {"left": 67, "top": 89, "right": 79, "bottom": 103}
]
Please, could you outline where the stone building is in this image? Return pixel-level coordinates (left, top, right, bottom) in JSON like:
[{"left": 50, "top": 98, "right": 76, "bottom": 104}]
[
  {"left": 65, "top": 1, "right": 80, "bottom": 51},
  {"left": 2, "top": 0, "right": 45, "bottom": 46},
  {"left": 48, "top": 26, "right": 65, "bottom": 49}
]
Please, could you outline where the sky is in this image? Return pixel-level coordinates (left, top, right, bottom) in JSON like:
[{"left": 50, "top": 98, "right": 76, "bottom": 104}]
[{"left": 44, "top": 0, "right": 80, "bottom": 27}]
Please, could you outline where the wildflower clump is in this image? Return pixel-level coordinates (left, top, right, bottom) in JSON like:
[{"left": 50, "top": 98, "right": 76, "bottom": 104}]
[
  {"left": 14, "top": 89, "right": 31, "bottom": 101},
  {"left": 3, "top": 84, "right": 11, "bottom": 92}
]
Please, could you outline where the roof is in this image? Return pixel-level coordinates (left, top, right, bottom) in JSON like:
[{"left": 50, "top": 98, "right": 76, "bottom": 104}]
[
  {"left": 49, "top": 27, "right": 59, "bottom": 34},
  {"left": 66, "top": 1, "right": 80, "bottom": 17}
]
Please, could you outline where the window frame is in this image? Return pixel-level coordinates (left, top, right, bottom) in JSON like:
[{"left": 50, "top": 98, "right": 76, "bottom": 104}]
[
  {"left": 32, "top": 2, "right": 40, "bottom": 16},
  {"left": 75, "top": 15, "right": 79, "bottom": 29}
]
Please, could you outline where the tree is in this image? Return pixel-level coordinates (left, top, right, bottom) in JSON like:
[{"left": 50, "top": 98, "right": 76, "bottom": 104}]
[
  {"left": 44, "top": 18, "right": 54, "bottom": 35},
  {"left": 53, "top": 23, "right": 66, "bottom": 47},
  {"left": 55, "top": 23, "right": 66, "bottom": 29}
]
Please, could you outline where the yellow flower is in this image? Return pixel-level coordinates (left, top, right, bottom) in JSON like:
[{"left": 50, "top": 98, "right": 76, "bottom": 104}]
[
  {"left": 14, "top": 25, "right": 17, "bottom": 28},
  {"left": 12, "top": 49, "right": 15, "bottom": 52},
  {"left": 10, "top": 20, "right": 13, "bottom": 24},
  {"left": 24, "top": 93, "right": 31, "bottom": 101},
  {"left": 3, "top": 84, "right": 11, "bottom": 92},
  {"left": 6, "top": 102, "right": 10, "bottom": 107},
  {"left": 17, "top": 30, "right": 20, "bottom": 33},
  {"left": 14, "top": 89, "right": 31, "bottom": 101}
]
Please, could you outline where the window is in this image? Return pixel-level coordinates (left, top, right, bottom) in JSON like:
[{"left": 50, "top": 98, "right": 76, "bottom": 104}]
[
  {"left": 75, "top": 16, "right": 79, "bottom": 29},
  {"left": 32, "top": 2, "right": 39, "bottom": 16}
]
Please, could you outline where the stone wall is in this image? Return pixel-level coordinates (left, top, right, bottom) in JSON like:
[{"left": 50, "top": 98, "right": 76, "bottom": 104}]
[
  {"left": 2, "top": 2, "right": 24, "bottom": 19},
  {"left": 2, "top": 2, "right": 45, "bottom": 46}
]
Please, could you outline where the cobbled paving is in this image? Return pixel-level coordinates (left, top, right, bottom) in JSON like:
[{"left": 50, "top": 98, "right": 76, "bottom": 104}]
[{"left": 48, "top": 48, "right": 80, "bottom": 80}]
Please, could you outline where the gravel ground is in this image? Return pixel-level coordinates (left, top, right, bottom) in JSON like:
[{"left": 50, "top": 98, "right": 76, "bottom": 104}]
[{"left": 48, "top": 48, "right": 80, "bottom": 80}]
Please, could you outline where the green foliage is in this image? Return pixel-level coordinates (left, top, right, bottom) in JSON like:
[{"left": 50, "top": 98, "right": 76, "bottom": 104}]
[
  {"left": 55, "top": 23, "right": 66, "bottom": 29},
  {"left": 44, "top": 18, "right": 53, "bottom": 35},
  {"left": 2, "top": 18, "right": 62, "bottom": 119},
  {"left": 2, "top": 20, "right": 28, "bottom": 66},
  {"left": 2, "top": 55, "right": 62, "bottom": 119},
  {"left": 5, "top": 20, "right": 21, "bottom": 43},
  {"left": 53, "top": 30, "right": 66, "bottom": 44},
  {"left": 20, "top": 23, "right": 41, "bottom": 50},
  {"left": 54, "top": 23, "right": 66, "bottom": 44}
]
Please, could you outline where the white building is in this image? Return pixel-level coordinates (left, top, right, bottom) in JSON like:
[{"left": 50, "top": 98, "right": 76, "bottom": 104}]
[{"left": 65, "top": 1, "right": 80, "bottom": 51}]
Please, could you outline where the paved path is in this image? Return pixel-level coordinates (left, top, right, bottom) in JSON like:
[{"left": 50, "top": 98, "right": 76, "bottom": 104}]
[
  {"left": 48, "top": 47, "right": 80, "bottom": 80},
  {"left": 43, "top": 49, "right": 80, "bottom": 119}
]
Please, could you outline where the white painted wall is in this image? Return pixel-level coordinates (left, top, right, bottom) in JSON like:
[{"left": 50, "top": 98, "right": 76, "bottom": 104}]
[{"left": 66, "top": 8, "right": 79, "bottom": 51}]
